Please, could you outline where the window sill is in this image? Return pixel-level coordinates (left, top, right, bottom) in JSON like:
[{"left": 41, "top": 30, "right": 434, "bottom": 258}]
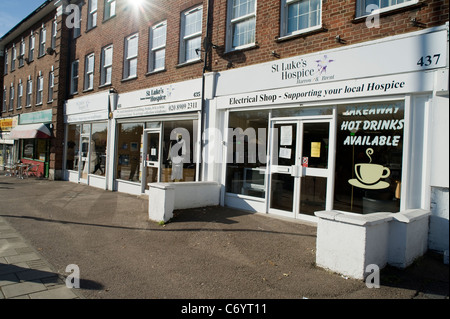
[
  {"left": 276, "top": 26, "right": 327, "bottom": 42},
  {"left": 103, "top": 15, "right": 116, "bottom": 23},
  {"left": 121, "top": 76, "right": 138, "bottom": 83},
  {"left": 146, "top": 68, "right": 166, "bottom": 76},
  {"left": 35, "top": 103, "right": 43, "bottom": 106},
  {"left": 352, "top": 0, "right": 426, "bottom": 24},
  {"left": 82, "top": 88, "right": 94, "bottom": 93},
  {"left": 85, "top": 26, "right": 97, "bottom": 34},
  {"left": 99, "top": 83, "right": 112, "bottom": 89},
  {"left": 176, "top": 59, "right": 202, "bottom": 68},
  {"left": 222, "top": 43, "right": 259, "bottom": 56},
  {"left": 37, "top": 53, "right": 46, "bottom": 59}
]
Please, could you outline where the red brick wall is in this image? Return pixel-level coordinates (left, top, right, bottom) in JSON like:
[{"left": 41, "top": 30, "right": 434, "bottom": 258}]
[
  {"left": 67, "top": 0, "right": 208, "bottom": 100},
  {"left": 1, "top": 9, "right": 70, "bottom": 173},
  {"left": 210, "top": 0, "right": 449, "bottom": 71}
]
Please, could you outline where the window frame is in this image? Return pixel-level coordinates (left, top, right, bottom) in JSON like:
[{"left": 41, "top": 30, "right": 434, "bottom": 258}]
[
  {"left": 48, "top": 71, "right": 55, "bottom": 103},
  {"left": 36, "top": 73, "right": 44, "bottom": 105},
  {"left": 9, "top": 84, "right": 14, "bottom": 111},
  {"left": 2, "top": 87, "right": 6, "bottom": 112},
  {"left": 280, "top": 0, "right": 323, "bottom": 38},
  {"left": 104, "top": 0, "right": 116, "bottom": 21},
  {"left": 84, "top": 53, "right": 95, "bottom": 91},
  {"left": 51, "top": 18, "right": 57, "bottom": 49},
  {"left": 355, "top": 0, "right": 418, "bottom": 18},
  {"left": 26, "top": 78, "right": 33, "bottom": 107},
  {"left": 19, "top": 38, "right": 25, "bottom": 67},
  {"left": 226, "top": 0, "right": 257, "bottom": 52},
  {"left": 11, "top": 44, "right": 16, "bottom": 71},
  {"left": 149, "top": 21, "right": 167, "bottom": 73},
  {"left": 179, "top": 5, "right": 203, "bottom": 64},
  {"left": 123, "top": 33, "right": 139, "bottom": 80},
  {"left": 3, "top": 49, "right": 7, "bottom": 75},
  {"left": 39, "top": 26, "right": 46, "bottom": 57},
  {"left": 87, "top": 0, "right": 98, "bottom": 30},
  {"left": 29, "top": 31, "right": 35, "bottom": 62},
  {"left": 17, "top": 81, "right": 23, "bottom": 109},
  {"left": 101, "top": 44, "right": 113, "bottom": 86},
  {"left": 71, "top": 60, "right": 79, "bottom": 95}
]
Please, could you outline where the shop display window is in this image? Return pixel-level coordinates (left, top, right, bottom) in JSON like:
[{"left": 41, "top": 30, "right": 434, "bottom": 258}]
[
  {"left": 226, "top": 110, "right": 269, "bottom": 199},
  {"left": 117, "top": 123, "right": 144, "bottom": 182},
  {"left": 333, "top": 101, "right": 404, "bottom": 214}
]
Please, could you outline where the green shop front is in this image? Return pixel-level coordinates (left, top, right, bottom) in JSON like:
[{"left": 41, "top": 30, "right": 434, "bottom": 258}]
[{"left": 9, "top": 109, "right": 52, "bottom": 178}]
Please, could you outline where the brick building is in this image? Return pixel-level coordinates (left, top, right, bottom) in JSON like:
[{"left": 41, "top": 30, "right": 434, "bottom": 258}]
[
  {"left": 1, "top": 0, "right": 449, "bottom": 276},
  {"left": 0, "top": 0, "right": 70, "bottom": 179}
]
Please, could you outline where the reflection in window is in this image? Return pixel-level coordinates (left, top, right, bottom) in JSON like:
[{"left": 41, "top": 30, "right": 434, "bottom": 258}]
[
  {"left": 67, "top": 125, "right": 80, "bottom": 171},
  {"left": 333, "top": 102, "right": 404, "bottom": 214},
  {"left": 117, "top": 123, "right": 143, "bottom": 182},
  {"left": 91, "top": 122, "right": 108, "bottom": 176},
  {"left": 226, "top": 110, "right": 268, "bottom": 199},
  {"left": 161, "top": 120, "right": 198, "bottom": 183}
]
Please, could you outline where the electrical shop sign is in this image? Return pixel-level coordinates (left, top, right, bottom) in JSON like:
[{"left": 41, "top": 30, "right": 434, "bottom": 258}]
[{"left": 218, "top": 71, "right": 433, "bottom": 109}]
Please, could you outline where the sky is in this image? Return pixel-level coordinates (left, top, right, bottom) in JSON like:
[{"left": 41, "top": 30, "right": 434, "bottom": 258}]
[{"left": 0, "top": 0, "right": 46, "bottom": 37}]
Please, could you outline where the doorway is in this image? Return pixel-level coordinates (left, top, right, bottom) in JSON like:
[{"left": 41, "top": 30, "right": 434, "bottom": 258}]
[{"left": 268, "top": 119, "right": 333, "bottom": 221}]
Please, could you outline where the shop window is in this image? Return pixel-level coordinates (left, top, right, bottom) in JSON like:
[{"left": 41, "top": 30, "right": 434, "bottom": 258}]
[
  {"left": 161, "top": 120, "right": 198, "bottom": 183},
  {"left": 117, "top": 123, "right": 144, "bottom": 182},
  {"left": 226, "top": 110, "right": 269, "bottom": 199},
  {"left": 22, "top": 139, "right": 49, "bottom": 163},
  {"left": 333, "top": 102, "right": 404, "bottom": 214},
  {"left": 67, "top": 124, "right": 80, "bottom": 171},
  {"left": 91, "top": 122, "right": 108, "bottom": 176}
]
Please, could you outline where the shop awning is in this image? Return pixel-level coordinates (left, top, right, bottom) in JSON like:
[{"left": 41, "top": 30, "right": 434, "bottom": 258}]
[{"left": 9, "top": 123, "right": 52, "bottom": 140}]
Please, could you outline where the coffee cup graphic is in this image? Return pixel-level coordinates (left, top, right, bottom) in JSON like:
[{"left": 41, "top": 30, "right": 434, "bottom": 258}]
[
  {"left": 348, "top": 148, "right": 391, "bottom": 190},
  {"left": 355, "top": 163, "right": 390, "bottom": 186}
]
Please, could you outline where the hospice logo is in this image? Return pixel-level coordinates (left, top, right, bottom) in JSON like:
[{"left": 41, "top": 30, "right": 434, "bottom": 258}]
[{"left": 271, "top": 55, "right": 335, "bottom": 84}]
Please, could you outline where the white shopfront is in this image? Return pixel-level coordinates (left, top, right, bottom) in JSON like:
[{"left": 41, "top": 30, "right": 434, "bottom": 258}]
[
  {"left": 111, "top": 78, "right": 203, "bottom": 195},
  {"left": 64, "top": 78, "right": 203, "bottom": 195},
  {"left": 212, "top": 25, "right": 449, "bottom": 236}
]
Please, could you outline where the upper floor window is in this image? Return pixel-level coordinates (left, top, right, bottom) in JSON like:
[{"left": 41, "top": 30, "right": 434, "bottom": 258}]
[
  {"left": 180, "top": 6, "right": 203, "bottom": 63},
  {"left": 226, "top": 0, "right": 256, "bottom": 51},
  {"left": 71, "top": 60, "right": 79, "bottom": 95},
  {"left": 88, "top": 0, "right": 98, "bottom": 30},
  {"left": 11, "top": 44, "right": 16, "bottom": 71},
  {"left": 36, "top": 73, "right": 44, "bottom": 105},
  {"left": 17, "top": 81, "right": 23, "bottom": 109},
  {"left": 9, "top": 84, "right": 14, "bottom": 111},
  {"left": 3, "top": 50, "right": 7, "bottom": 75},
  {"left": 84, "top": 54, "right": 95, "bottom": 90},
  {"left": 104, "top": 0, "right": 116, "bottom": 20},
  {"left": 2, "top": 87, "right": 6, "bottom": 112},
  {"left": 29, "top": 31, "right": 35, "bottom": 61},
  {"left": 149, "top": 21, "right": 167, "bottom": 72},
  {"left": 356, "top": 0, "right": 417, "bottom": 17},
  {"left": 73, "top": 4, "right": 82, "bottom": 38},
  {"left": 51, "top": 19, "right": 57, "bottom": 49},
  {"left": 19, "top": 38, "right": 25, "bottom": 67},
  {"left": 124, "top": 33, "right": 138, "bottom": 79},
  {"left": 281, "top": 0, "right": 322, "bottom": 37},
  {"left": 101, "top": 45, "right": 113, "bottom": 85},
  {"left": 26, "top": 78, "right": 33, "bottom": 107},
  {"left": 48, "top": 70, "right": 55, "bottom": 102},
  {"left": 39, "top": 26, "right": 46, "bottom": 57}
]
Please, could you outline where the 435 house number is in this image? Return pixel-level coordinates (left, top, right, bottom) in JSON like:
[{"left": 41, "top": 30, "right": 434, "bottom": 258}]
[{"left": 417, "top": 54, "right": 441, "bottom": 67}]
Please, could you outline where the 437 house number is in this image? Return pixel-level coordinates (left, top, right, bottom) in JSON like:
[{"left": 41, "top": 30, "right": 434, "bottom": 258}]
[{"left": 417, "top": 54, "right": 441, "bottom": 67}]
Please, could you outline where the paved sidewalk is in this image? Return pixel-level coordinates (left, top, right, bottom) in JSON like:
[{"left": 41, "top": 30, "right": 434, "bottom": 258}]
[{"left": 0, "top": 216, "right": 83, "bottom": 299}]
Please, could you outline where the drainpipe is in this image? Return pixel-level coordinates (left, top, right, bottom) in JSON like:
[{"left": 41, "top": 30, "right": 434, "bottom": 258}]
[{"left": 200, "top": 0, "right": 214, "bottom": 181}]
